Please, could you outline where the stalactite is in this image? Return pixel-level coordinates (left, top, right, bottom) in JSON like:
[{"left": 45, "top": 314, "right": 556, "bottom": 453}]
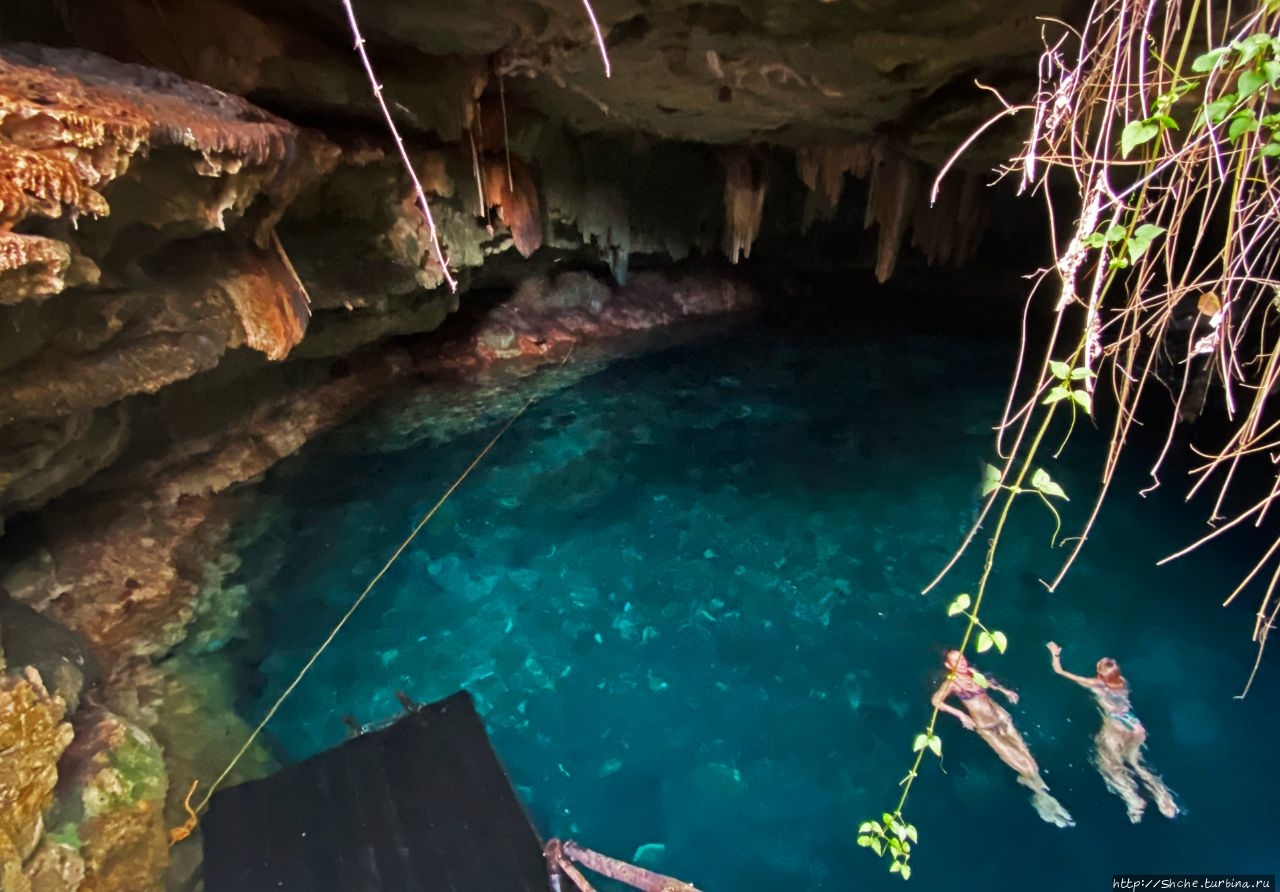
[
  {"left": 722, "top": 152, "right": 765, "bottom": 264},
  {"left": 863, "top": 148, "right": 919, "bottom": 283},
  {"left": 482, "top": 155, "right": 543, "bottom": 258},
  {"left": 576, "top": 184, "right": 631, "bottom": 284},
  {"left": 795, "top": 144, "right": 871, "bottom": 231},
  {"left": 910, "top": 170, "right": 988, "bottom": 268}
]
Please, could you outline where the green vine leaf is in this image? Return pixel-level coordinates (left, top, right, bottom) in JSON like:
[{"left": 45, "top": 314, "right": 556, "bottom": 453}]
[
  {"left": 927, "top": 735, "right": 942, "bottom": 757},
  {"left": 991, "top": 630, "right": 1008, "bottom": 654},
  {"left": 1121, "top": 119, "right": 1160, "bottom": 157},
  {"left": 1049, "top": 360, "right": 1070, "bottom": 379},
  {"left": 901, "top": 864, "right": 912, "bottom": 881},
  {"left": 1127, "top": 223, "right": 1166, "bottom": 262},
  {"left": 976, "top": 630, "right": 994, "bottom": 653},
  {"left": 1229, "top": 112, "right": 1259, "bottom": 141},
  {"left": 1069, "top": 367, "right": 1095, "bottom": 381},
  {"left": 1192, "top": 47, "right": 1230, "bottom": 72},
  {"left": 947, "top": 593, "right": 971, "bottom": 616},
  {"left": 912, "top": 733, "right": 929, "bottom": 752},
  {"left": 1043, "top": 384, "right": 1070, "bottom": 405},
  {"left": 1266, "top": 59, "right": 1280, "bottom": 88},
  {"left": 1200, "top": 94, "right": 1238, "bottom": 129},
  {"left": 1071, "top": 389, "right": 1093, "bottom": 412},
  {"left": 1239, "top": 68, "right": 1267, "bottom": 97},
  {"left": 981, "top": 464, "right": 1002, "bottom": 496},
  {"left": 1030, "top": 468, "right": 1068, "bottom": 500}
]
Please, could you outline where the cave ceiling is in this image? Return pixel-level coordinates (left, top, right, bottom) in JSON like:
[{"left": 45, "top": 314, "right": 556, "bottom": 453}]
[{"left": 38, "top": 0, "right": 1074, "bottom": 164}]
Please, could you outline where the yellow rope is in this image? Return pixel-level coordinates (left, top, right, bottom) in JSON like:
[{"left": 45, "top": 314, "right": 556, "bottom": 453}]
[{"left": 170, "top": 394, "right": 539, "bottom": 842}]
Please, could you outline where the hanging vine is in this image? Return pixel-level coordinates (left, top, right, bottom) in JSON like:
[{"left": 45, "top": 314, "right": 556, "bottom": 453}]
[{"left": 861, "top": 0, "right": 1280, "bottom": 877}]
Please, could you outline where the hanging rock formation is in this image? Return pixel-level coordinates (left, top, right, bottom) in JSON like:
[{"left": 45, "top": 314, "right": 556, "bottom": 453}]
[{"left": 722, "top": 151, "right": 765, "bottom": 264}]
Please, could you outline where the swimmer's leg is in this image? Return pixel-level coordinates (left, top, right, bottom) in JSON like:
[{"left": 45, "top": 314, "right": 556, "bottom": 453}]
[
  {"left": 1124, "top": 743, "right": 1180, "bottom": 819},
  {"left": 1095, "top": 726, "right": 1146, "bottom": 822}
]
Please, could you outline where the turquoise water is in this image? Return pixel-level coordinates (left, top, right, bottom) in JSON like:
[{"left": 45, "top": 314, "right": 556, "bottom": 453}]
[{"left": 234, "top": 313, "right": 1277, "bottom": 890}]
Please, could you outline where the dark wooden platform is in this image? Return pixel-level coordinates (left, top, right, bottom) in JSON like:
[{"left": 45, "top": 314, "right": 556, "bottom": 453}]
[{"left": 202, "top": 690, "right": 548, "bottom": 892}]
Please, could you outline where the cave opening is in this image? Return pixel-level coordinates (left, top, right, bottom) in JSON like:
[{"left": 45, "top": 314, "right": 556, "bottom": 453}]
[{"left": 1, "top": 2, "right": 1278, "bottom": 891}]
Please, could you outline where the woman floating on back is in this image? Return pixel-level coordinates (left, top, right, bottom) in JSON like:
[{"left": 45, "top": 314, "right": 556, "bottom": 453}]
[
  {"left": 932, "top": 650, "right": 1074, "bottom": 827},
  {"left": 1046, "top": 642, "right": 1180, "bottom": 822}
]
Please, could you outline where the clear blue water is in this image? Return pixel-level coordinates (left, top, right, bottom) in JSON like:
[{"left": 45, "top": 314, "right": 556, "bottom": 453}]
[{"left": 234, "top": 315, "right": 1277, "bottom": 891}]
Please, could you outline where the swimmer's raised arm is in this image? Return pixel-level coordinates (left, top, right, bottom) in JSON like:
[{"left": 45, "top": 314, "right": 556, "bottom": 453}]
[{"left": 1046, "top": 641, "right": 1097, "bottom": 688}]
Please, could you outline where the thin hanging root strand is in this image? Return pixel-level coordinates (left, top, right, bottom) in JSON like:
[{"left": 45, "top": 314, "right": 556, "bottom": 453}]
[
  {"left": 500, "top": 74, "right": 514, "bottom": 192},
  {"left": 341, "top": 0, "right": 456, "bottom": 292},
  {"left": 579, "top": 0, "right": 612, "bottom": 78}
]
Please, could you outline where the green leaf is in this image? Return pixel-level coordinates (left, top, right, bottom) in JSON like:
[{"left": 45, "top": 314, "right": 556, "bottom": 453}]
[
  {"left": 882, "top": 813, "right": 895, "bottom": 827},
  {"left": 901, "top": 864, "right": 912, "bottom": 881},
  {"left": 1192, "top": 47, "right": 1230, "bottom": 72},
  {"left": 1152, "top": 114, "right": 1179, "bottom": 131},
  {"left": 1104, "top": 224, "right": 1127, "bottom": 243},
  {"left": 927, "top": 735, "right": 942, "bottom": 757},
  {"left": 905, "top": 825, "right": 919, "bottom": 843},
  {"left": 913, "top": 733, "right": 928, "bottom": 752},
  {"left": 1262, "top": 141, "right": 1280, "bottom": 157},
  {"left": 888, "top": 837, "right": 903, "bottom": 854},
  {"left": 1265, "top": 59, "right": 1280, "bottom": 88},
  {"left": 1203, "top": 95, "right": 1238, "bottom": 126},
  {"left": 858, "top": 834, "right": 874, "bottom": 847},
  {"left": 1049, "top": 360, "right": 1071, "bottom": 379},
  {"left": 1082, "top": 232, "right": 1108, "bottom": 249},
  {"left": 890, "top": 859, "right": 902, "bottom": 873},
  {"left": 992, "top": 630, "right": 1008, "bottom": 654},
  {"left": 1031, "top": 468, "right": 1069, "bottom": 500},
  {"left": 1236, "top": 33, "right": 1272, "bottom": 68},
  {"left": 970, "top": 669, "right": 989, "bottom": 687},
  {"left": 981, "top": 463, "right": 1002, "bottom": 496},
  {"left": 1070, "top": 367, "right": 1095, "bottom": 380},
  {"left": 1071, "top": 389, "right": 1093, "bottom": 412},
  {"left": 1239, "top": 68, "right": 1268, "bottom": 97},
  {"left": 948, "top": 593, "right": 972, "bottom": 616},
  {"left": 891, "top": 821, "right": 908, "bottom": 840},
  {"left": 1229, "top": 112, "right": 1259, "bottom": 141},
  {"left": 1127, "top": 223, "right": 1166, "bottom": 262},
  {"left": 871, "top": 838, "right": 884, "bottom": 856},
  {"left": 1042, "top": 384, "right": 1070, "bottom": 405},
  {"left": 977, "top": 630, "right": 993, "bottom": 653},
  {"left": 859, "top": 822, "right": 877, "bottom": 834},
  {"left": 1121, "top": 119, "right": 1160, "bottom": 157}
]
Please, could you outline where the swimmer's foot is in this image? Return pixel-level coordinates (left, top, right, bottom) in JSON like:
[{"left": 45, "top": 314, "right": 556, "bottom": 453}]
[
  {"left": 1154, "top": 792, "right": 1179, "bottom": 819},
  {"left": 1032, "top": 790, "right": 1075, "bottom": 829},
  {"left": 1126, "top": 802, "right": 1145, "bottom": 824}
]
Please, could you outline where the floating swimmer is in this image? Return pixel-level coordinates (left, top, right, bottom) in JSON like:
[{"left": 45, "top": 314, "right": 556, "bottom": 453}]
[
  {"left": 932, "top": 650, "right": 1074, "bottom": 827},
  {"left": 1047, "top": 642, "right": 1180, "bottom": 822}
]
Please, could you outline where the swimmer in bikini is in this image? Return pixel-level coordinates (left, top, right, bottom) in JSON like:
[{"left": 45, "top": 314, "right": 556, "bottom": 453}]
[
  {"left": 1047, "top": 642, "right": 1179, "bottom": 822},
  {"left": 932, "top": 650, "right": 1074, "bottom": 827}
]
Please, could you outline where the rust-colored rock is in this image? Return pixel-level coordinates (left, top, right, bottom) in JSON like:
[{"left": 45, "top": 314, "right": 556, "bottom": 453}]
[
  {"left": 219, "top": 240, "right": 310, "bottom": 361},
  {"left": 0, "top": 670, "right": 74, "bottom": 889},
  {"left": 483, "top": 155, "right": 543, "bottom": 258}
]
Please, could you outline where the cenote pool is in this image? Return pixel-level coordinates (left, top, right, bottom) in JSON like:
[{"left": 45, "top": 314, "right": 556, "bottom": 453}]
[{"left": 228, "top": 312, "right": 1277, "bottom": 891}]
